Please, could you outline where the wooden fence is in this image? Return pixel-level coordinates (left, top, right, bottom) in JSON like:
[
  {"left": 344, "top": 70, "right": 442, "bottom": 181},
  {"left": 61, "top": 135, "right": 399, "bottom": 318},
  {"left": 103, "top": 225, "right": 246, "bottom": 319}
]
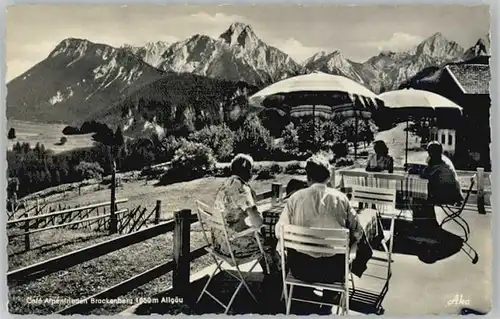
[
  {"left": 7, "top": 199, "right": 129, "bottom": 251},
  {"left": 6, "top": 184, "right": 283, "bottom": 315}
]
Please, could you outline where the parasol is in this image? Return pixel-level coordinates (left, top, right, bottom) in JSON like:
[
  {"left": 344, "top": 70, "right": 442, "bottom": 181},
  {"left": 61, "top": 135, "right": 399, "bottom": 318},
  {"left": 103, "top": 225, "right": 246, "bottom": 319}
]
[
  {"left": 248, "top": 72, "right": 383, "bottom": 157},
  {"left": 378, "top": 88, "right": 463, "bottom": 165}
]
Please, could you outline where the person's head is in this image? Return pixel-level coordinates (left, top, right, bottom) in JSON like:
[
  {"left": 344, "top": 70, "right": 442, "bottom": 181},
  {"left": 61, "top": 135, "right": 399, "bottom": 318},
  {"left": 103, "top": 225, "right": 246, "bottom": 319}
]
[
  {"left": 305, "top": 154, "right": 331, "bottom": 185},
  {"left": 373, "top": 140, "right": 389, "bottom": 156},
  {"left": 427, "top": 141, "right": 443, "bottom": 161},
  {"left": 230, "top": 154, "right": 254, "bottom": 182}
]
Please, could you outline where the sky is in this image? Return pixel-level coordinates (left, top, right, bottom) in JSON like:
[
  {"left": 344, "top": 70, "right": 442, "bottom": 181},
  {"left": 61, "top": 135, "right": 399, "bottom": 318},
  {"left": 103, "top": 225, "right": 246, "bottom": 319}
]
[{"left": 6, "top": 4, "right": 490, "bottom": 82}]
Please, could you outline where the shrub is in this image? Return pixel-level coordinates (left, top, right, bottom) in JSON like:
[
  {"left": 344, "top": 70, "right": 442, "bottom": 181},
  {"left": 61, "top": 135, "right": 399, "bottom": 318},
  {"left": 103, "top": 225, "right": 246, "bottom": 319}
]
[
  {"left": 213, "top": 165, "right": 232, "bottom": 177},
  {"left": 8, "top": 128, "right": 16, "bottom": 140},
  {"left": 284, "top": 162, "right": 301, "bottom": 174},
  {"left": 60, "top": 136, "right": 68, "bottom": 145},
  {"left": 75, "top": 161, "right": 104, "bottom": 181},
  {"left": 62, "top": 126, "right": 80, "bottom": 135},
  {"left": 269, "top": 163, "right": 282, "bottom": 174},
  {"left": 335, "top": 157, "right": 354, "bottom": 168},
  {"left": 234, "top": 114, "right": 274, "bottom": 161},
  {"left": 256, "top": 167, "right": 274, "bottom": 180},
  {"left": 159, "top": 141, "right": 215, "bottom": 185},
  {"left": 189, "top": 124, "right": 235, "bottom": 161}
]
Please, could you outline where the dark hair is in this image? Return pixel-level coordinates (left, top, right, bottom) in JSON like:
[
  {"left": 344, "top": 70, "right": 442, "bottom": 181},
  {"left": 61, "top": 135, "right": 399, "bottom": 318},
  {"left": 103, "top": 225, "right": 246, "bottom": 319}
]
[
  {"left": 230, "top": 154, "right": 253, "bottom": 181},
  {"left": 305, "top": 155, "right": 331, "bottom": 183},
  {"left": 427, "top": 141, "right": 443, "bottom": 158},
  {"left": 373, "top": 140, "right": 389, "bottom": 156}
]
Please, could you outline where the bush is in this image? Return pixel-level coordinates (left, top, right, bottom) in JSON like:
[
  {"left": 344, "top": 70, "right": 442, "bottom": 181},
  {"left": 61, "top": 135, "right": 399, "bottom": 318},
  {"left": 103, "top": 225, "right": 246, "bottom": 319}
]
[
  {"left": 269, "top": 163, "right": 282, "bottom": 174},
  {"left": 189, "top": 124, "right": 235, "bottom": 161},
  {"left": 8, "top": 128, "right": 16, "bottom": 140},
  {"left": 159, "top": 141, "right": 215, "bottom": 185},
  {"left": 213, "top": 166, "right": 232, "bottom": 177},
  {"left": 335, "top": 157, "right": 354, "bottom": 168},
  {"left": 75, "top": 161, "right": 104, "bottom": 181},
  {"left": 234, "top": 114, "right": 274, "bottom": 161},
  {"left": 285, "top": 163, "right": 305, "bottom": 174},
  {"left": 255, "top": 167, "right": 274, "bottom": 180},
  {"left": 62, "top": 126, "right": 80, "bottom": 135},
  {"left": 60, "top": 136, "right": 68, "bottom": 145}
]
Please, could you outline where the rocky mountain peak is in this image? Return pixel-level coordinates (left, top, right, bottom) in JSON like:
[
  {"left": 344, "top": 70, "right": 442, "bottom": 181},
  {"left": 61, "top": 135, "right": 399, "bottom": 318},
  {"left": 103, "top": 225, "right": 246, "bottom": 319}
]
[
  {"left": 219, "top": 22, "right": 259, "bottom": 48},
  {"left": 49, "top": 38, "right": 94, "bottom": 58},
  {"left": 411, "top": 32, "right": 464, "bottom": 59}
]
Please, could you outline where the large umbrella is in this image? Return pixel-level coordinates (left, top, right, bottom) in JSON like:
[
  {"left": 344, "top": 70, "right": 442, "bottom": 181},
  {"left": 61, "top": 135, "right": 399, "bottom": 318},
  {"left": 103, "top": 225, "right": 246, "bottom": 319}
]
[
  {"left": 249, "top": 72, "right": 383, "bottom": 157},
  {"left": 378, "top": 88, "right": 463, "bottom": 165}
]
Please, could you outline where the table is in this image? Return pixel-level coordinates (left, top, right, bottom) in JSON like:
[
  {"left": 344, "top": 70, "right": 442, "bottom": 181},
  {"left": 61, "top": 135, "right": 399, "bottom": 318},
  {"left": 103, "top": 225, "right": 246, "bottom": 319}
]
[{"left": 262, "top": 202, "right": 384, "bottom": 278}]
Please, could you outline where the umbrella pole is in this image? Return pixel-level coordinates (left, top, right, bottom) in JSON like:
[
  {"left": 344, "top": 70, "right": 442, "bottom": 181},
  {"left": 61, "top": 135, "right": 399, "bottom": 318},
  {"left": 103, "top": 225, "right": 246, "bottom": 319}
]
[
  {"left": 354, "top": 112, "right": 358, "bottom": 160},
  {"left": 313, "top": 104, "right": 316, "bottom": 151},
  {"left": 405, "top": 120, "right": 409, "bottom": 166}
]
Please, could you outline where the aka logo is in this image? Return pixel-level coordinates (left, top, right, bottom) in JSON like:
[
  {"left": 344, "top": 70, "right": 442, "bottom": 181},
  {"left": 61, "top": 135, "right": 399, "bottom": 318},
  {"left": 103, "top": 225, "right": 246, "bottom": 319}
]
[{"left": 447, "top": 294, "right": 470, "bottom": 306}]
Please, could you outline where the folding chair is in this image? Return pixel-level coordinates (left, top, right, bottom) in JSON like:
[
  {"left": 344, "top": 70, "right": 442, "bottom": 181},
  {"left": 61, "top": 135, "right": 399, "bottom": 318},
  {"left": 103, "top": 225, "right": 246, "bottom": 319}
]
[
  {"left": 351, "top": 185, "right": 397, "bottom": 282},
  {"left": 279, "top": 225, "right": 352, "bottom": 315},
  {"left": 438, "top": 177, "right": 479, "bottom": 264},
  {"left": 195, "top": 200, "right": 269, "bottom": 314}
]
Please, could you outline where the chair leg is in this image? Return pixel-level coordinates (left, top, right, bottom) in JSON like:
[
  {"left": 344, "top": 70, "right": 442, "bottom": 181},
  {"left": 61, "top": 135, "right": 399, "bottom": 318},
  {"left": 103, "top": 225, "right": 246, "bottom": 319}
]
[
  {"left": 286, "top": 285, "right": 294, "bottom": 315},
  {"left": 350, "top": 273, "right": 355, "bottom": 291},
  {"left": 345, "top": 288, "right": 350, "bottom": 315},
  {"left": 196, "top": 259, "right": 223, "bottom": 303}
]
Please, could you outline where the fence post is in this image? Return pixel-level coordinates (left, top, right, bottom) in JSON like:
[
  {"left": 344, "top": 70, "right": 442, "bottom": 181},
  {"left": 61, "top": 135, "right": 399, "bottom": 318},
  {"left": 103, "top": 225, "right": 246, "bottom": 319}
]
[
  {"left": 155, "top": 200, "right": 162, "bottom": 224},
  {"left": 173, "top": 209, "right": 191, "bottom": 297},
  {"left": 476, "top": 167, "right": 486, "bottom": 215},
  {"left": 109, "top": 160, "right": 118, "bottom": 234},
  {"left": 271, "top": 183, "right": 282, "bottom": 206},
  {"left": 24, "top": 212, "right": 30, "bottom": 251}
]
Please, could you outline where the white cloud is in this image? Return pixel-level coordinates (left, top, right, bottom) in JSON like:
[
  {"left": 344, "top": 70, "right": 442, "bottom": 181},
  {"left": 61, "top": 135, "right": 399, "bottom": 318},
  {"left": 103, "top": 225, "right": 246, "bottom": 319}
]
[
  {"left": 189, "top": 12, "right": 246, "bottom": 24},
  {"left": 364, "top": 32, "right": 424, "bottom": 52},
  {"left": 270, "top": 38, "right": 325, "bottom": 64}
]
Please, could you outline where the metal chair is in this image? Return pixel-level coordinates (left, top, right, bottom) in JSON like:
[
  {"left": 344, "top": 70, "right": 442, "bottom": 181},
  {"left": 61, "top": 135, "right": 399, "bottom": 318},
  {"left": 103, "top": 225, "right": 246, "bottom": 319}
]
[
  {"left": 195, "top": 200, "right": 269, "bottom": 314},
  {"left": 438, "top": 177, "right": 479, "bottom": 264},
  {"left": 351, "top": 185, "right": 397, "bottom": 282},
  {"left": 279, "top": 224, "right": 352, "bottom": 315}
]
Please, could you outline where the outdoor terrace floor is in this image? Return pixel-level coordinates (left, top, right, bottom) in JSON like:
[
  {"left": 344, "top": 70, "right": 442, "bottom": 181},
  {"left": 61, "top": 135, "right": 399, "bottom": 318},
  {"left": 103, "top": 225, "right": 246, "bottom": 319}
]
[{"left": 124, "top": 206, "right": 491, "bottom": 316}]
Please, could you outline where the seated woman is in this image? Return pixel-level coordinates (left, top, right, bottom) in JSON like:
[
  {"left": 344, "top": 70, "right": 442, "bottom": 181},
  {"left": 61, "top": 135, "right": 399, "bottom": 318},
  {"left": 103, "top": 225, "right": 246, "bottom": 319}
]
[
  {"left": 366, "top": 140, "right": 394, "bottom": 173},
  {"left": 414, "top": 141, "right": 463, "bottom": 230},
  {"left": 212, "top": 154, "right": 281, "bottom": 295}
]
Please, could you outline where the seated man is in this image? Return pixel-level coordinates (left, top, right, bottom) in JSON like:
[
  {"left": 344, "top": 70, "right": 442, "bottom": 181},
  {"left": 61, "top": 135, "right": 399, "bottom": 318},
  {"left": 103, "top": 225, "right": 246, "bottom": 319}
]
[
  {"left": 275, "top": 155, "right": 364, "bottom": 313},
  {"left": 413, "top": 141, "right": 463, "bottom": 230}
]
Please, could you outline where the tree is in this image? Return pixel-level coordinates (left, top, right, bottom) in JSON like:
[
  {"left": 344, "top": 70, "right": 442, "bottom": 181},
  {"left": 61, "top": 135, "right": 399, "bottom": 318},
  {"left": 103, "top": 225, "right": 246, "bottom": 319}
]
[
  {"left": 189, "top": 124, "right": 235, "bottom": 161},
  {"left": 75, "top": 161, "right": 104, "bottom": 181},
  {"left": 234, "top": 114, "right": 274, "bottom": 160},
  {"left": 8, "top": 128, "right": 16, "bottom": 140}
]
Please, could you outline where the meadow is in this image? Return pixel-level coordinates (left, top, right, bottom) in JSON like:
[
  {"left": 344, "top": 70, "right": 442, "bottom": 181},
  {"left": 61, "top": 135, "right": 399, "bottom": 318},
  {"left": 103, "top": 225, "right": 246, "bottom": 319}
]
[{"left": 7, "top": 120, "right": 96, "bottom": 154}]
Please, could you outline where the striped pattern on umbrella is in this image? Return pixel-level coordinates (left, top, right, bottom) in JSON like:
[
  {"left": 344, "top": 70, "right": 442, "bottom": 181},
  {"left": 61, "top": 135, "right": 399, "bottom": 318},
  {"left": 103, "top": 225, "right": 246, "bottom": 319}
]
[{"left": 289, "top": 104, "right": 372, "bottom": 119}]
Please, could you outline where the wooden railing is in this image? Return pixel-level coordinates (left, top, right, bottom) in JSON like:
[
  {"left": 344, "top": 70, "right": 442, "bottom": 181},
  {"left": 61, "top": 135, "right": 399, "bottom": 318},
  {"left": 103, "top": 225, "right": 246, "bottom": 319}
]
[
  {"left": 7, "top": 198, "right": 128, "bottom": 251},
  {"left": 8, "top": 184, "right": 284, "bottom": 315}
]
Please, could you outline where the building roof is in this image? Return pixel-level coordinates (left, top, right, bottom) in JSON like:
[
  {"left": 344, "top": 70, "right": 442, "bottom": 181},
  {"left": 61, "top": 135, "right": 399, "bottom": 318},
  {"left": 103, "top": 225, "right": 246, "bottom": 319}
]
[{"left": 445, "top": 64, "right": 490, "bottom": 95}]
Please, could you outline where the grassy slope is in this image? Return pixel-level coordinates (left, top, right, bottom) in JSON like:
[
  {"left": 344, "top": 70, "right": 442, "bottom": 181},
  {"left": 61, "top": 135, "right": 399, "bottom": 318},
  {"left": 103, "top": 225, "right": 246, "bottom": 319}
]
[
  {"left": 8, "top": 173, "right": 303, "bottom": 315},
  {"left": 7, "top": 120, "right": 96, "bottom": 154}
]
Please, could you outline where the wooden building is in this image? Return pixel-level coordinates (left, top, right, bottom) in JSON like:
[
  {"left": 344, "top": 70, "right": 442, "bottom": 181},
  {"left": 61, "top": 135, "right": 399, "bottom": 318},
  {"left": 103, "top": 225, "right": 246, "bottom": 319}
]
[{"left": 407, "top": 56, "right": 491, "bottom": 171}]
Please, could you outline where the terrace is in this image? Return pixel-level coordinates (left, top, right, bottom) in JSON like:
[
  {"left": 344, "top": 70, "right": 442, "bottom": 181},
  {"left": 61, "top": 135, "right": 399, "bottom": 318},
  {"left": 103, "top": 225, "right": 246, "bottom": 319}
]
[{"left": 120, "top": 167, "right": 491, "bottom": 316}]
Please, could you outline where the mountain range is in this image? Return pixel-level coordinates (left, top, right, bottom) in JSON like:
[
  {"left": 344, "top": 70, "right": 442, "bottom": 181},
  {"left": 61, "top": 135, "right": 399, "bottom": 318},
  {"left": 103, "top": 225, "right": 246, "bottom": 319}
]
[{"left": 6, "top": 22, "right": 489, "bottom": 135}]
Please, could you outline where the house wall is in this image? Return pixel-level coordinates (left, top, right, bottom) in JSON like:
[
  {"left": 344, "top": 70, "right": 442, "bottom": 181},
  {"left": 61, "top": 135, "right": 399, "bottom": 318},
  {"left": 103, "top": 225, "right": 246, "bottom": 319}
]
[{"left": 429, "top": 71, "right": 491, "bottom": 171}]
